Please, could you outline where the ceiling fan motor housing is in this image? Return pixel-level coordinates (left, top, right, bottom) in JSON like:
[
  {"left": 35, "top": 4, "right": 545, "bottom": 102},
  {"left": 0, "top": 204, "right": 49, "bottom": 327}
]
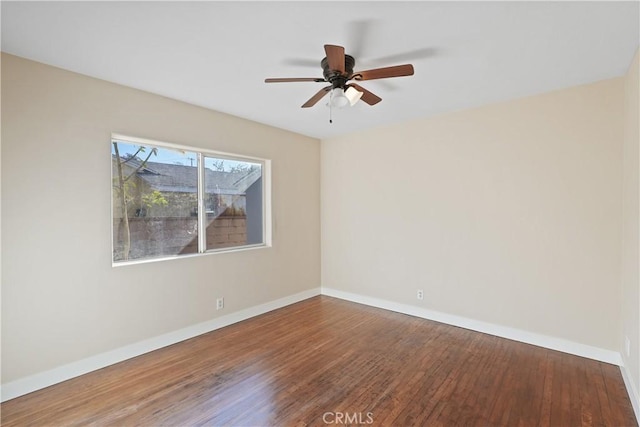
[{"left": 321, "top": 54, "right": 355, "bottom": 89}]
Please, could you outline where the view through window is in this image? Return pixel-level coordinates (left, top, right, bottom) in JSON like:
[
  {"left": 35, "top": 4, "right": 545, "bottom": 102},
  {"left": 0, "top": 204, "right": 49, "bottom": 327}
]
[{"left": 112, "top": 138, "right": 265, "bottom": 263}]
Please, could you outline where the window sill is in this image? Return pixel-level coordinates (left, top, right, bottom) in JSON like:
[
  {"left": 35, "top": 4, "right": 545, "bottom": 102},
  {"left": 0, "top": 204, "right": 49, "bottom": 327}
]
[{"left": 112, "top": 243, "right": 270, "bottom": 268}]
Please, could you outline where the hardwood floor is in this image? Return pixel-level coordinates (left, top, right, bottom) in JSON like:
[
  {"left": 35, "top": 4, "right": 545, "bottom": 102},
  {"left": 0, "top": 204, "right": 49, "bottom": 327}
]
[{"left": 1, "top": 296, "right": 636, "bottom": 426}]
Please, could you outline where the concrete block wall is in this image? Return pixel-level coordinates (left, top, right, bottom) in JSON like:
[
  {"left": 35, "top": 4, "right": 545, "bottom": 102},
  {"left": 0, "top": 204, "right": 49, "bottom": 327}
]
[{"left": 206, "top": 217, "right": 247, "bottom": 249}]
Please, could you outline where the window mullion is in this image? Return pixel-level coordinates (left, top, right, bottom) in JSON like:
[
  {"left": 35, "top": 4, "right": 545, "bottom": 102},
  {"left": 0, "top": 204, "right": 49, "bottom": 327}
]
[{"left": 197, "top": 152, "right": 206, "bottom": 253}]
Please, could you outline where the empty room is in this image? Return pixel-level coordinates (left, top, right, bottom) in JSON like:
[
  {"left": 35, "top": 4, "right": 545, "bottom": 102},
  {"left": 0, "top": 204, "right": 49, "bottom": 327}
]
[{"left": 1, "top": 1, "right": 639, "bottom": 425}]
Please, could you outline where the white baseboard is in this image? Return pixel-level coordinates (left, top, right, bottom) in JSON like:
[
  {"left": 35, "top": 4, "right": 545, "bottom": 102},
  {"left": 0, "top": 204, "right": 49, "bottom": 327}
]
[
  {"left": 321, "top": 287, "right": 622, "bottom": 365},
  {"left": 0, "top": 287, "right": 321, "bottom": 402},
  {"left": 621, "top": 360, "right": 640, "bottom": 421}
]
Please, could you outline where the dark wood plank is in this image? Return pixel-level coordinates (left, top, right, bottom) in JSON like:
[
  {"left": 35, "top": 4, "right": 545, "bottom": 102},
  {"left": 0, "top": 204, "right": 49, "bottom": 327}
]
[{"left": 1, "top": 296, "right": 637, "bottom": 426}]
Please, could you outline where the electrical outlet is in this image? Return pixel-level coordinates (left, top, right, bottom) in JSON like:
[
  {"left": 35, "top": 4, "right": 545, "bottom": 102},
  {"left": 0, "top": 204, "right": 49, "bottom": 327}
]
[
  {"left": 216, "top": 297, "right": 224, "bottom": 310},
  {"left": 417, "top": 289, "right": 424, "bottom": 300},
  {"left": 625, "top": 336, "right": 631, "bottom": 357}
]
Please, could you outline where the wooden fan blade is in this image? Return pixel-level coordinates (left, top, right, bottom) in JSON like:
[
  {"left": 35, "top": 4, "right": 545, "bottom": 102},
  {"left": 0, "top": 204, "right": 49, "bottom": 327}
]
[
  {"left": 347, "top": 83, "right": 382, "bottom": 106},
  {"left": 302, "top": 85, "right": 332, "bottom": 108},
  {"left": 324, "top": 44, "right": 345, "bottom": 73},
  {"left": 265, "top": 77, "right": 325, "bottom": 83},
  {"left": 352, "top": 64, "right": 414, "bottom": 81}
]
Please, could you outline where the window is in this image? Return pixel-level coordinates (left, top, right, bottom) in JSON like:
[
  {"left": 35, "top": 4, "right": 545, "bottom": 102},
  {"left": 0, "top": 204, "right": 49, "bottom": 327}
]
[{"left": 111, "top": 135, "right": 268, "bottom": 264}]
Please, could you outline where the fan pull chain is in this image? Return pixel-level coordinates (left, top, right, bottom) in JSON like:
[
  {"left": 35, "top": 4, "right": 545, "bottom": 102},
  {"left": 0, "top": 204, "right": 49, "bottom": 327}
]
[{"left": 329, "top": 88, "right": 336, "bottom": 124}]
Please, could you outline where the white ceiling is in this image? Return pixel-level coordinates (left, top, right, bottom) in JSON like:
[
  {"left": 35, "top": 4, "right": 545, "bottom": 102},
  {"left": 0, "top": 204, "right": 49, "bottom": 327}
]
[{"left": 2, "top": 1, "right": 638, "bottom": 140}]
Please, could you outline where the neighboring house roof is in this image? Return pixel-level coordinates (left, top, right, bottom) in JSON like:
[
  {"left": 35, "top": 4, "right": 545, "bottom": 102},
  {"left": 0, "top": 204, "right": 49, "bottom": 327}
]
[{"left": 116, "top": 157, "right": 260, "bottom": 194}]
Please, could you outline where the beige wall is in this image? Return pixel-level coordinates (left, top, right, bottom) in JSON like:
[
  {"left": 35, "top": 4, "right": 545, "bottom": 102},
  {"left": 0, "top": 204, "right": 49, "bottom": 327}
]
[
  {"left": 1, "top": 54, "right": 321, "bottom": 382},
  {"left": 622, "top": 49, "right": 640, "bottom": 400},
  {"left": 322, "top": 77, "right": 624, "bottom": 351}
]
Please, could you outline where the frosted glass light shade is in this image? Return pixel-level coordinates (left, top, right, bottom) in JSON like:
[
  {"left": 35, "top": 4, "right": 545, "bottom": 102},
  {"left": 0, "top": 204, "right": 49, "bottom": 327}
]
[
  {"left": 328, "top": 88, "right": 349, "bottom": 108},
  {"left": 345, "top": 86, "right": 363, "bottom": 106}
]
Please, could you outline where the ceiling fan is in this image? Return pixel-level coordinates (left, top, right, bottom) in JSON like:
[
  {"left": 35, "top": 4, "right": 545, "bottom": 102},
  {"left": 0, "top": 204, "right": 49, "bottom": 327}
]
[{"left": 265, "top": 44, "right": 414, "bottom": 109}]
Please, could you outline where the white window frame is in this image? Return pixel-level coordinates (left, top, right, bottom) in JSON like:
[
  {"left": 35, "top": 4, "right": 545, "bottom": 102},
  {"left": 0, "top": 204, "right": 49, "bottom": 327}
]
[{"left": 111, "top": 133, "right": 272, "bottom": 266}]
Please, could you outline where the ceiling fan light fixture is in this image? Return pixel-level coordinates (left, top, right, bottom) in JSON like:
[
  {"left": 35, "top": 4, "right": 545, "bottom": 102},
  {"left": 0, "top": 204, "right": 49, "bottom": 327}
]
[
  {"left": 328, "top": 88, "right": 349, "bottom": 109},
  {"left": 345, "top": 86, "right": 363, "bottom": 106},
  {"left": 265, "top": 43, "right": 415, "bottom": 110}
]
